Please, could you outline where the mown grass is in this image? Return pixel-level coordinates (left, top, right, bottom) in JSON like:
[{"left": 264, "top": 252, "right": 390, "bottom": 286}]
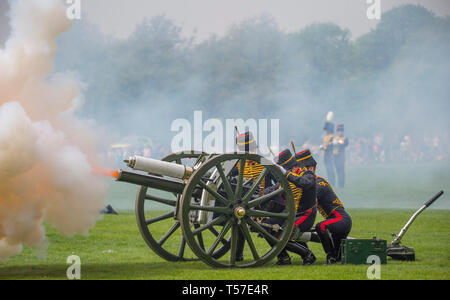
[
  {"left": 1, "top": 209, "right": 449, "bottom": 280},
  {"left": 2, "top": 161, "right": 449, "bottom": 280}
]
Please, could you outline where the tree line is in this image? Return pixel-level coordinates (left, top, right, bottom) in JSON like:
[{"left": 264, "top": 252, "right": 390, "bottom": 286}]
[{"left": 55, "top": 4, "right": 450, "bottom": 145}]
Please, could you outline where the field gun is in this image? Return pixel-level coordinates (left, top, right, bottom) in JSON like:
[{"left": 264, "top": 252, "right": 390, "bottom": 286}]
[{"left": 115, "top": 152, "right": 296, "bottom": 268}]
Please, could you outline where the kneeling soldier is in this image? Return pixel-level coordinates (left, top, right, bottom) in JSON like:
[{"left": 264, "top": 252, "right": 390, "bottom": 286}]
[
  {"left": 268, "top": 149, "right": 317, "bottom": 265},
  {"left": 294, "top": 149, "right": 352, "bottom": 264},
  {"left": 295, "top": 149, "right": 351, "bottom": 264},
  {"left": 315, "top": 176, "right": 352, "bottom": 263}
]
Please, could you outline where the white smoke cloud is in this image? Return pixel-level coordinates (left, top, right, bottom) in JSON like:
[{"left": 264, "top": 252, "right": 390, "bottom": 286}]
[{"left": 0, "top": 0, "right": 108, "bottom": 261}]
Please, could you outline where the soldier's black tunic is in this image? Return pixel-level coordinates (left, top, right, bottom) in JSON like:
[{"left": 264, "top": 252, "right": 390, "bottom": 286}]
[
  {"left": 265, "top": 169, "right": 317, "bottom": 233},
  {"left": 286, "top": 169, "right": 317, "bottom": 232},
  {"left": 259, "top": 168, "right": 318, "bottom": 263},
  {"left": 262, "top": 168, "right": 317, "bottom": 235},
  {"left": 315, "top": 176, "right": 352, "bottom": 257}
]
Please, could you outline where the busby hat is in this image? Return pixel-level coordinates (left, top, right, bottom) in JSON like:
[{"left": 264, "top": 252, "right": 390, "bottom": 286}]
[
  {"left": 336, "top": 123, "right": 344, "bottom": 132},
  {"left": 324, "top": 111, "right": 335, "bottom": 133},
  {"left": 236, "top": 131, "right": 257, "bottom": 151},
  {"left": 276, "top": 149, "right": 298, "bottom": 170},
  {"left": 295, "top": 149, "right": 317, "bottom": 168}
]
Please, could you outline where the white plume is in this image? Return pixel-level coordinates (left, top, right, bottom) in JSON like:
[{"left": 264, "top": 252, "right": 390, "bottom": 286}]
[
  {"left": 326, "top": 111, "right": 334, "bottom": 122},
  {"left": 0, "top": 0, "right": 107, "bottom": 261}
]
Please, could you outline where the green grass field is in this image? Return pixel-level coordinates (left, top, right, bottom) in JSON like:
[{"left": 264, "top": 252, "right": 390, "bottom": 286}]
[
  {"left": 0, "top": 209, "right": 449, "bottom": 280},
  {"left": 1, "top": 161, "right": 449, "bottom": 280}
]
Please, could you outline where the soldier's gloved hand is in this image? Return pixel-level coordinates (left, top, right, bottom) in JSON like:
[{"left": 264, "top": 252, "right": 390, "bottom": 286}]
[
  {"left": 264, "top": 183, "right": 280, "bottom": 195},
  {"left": 332, "top": 139, "right": 339, "bottom": 145}
]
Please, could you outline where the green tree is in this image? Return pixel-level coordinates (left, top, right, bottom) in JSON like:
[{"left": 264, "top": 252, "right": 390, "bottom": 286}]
[{"left": 354, "top": 4, "right": 435, "bottom": 74}]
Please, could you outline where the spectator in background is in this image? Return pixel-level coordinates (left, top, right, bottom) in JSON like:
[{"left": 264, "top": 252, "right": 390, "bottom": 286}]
[
  {"left": 143, "top": 146, "right": 152, "bottom": 158},
  {"left": 373, "top": 133, "right": 385, "bottom": 163},
  {"left": 302, "top": 139, "right": 321, "bottom": 157},
  {"left": 106, "top": 131, "right": 449, "bottom": 171},
  {"left": 333, "top": 124, "right": 349, "bottom": 188}
]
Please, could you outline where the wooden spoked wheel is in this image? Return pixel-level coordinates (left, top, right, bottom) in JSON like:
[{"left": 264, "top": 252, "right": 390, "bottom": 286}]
[
  {"left": 179, "top": 153, "right": 295, "bottom": 268},
  {"left": 135, "top": 151, "right": 230, "bottom": 261}
]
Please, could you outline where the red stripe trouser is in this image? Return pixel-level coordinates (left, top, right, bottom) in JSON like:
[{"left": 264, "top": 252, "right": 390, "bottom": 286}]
[{"left": 294, "top": 207, "right": 317, "bottom": 233}]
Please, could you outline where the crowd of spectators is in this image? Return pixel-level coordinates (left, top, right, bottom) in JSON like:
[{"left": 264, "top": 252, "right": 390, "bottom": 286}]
[
  {"left": 106, "top": 141, "right": 171, "bottom": 168},
  {"left": 107, "top": 132, "right": 449, "bottom": 168},
  {"left": 303, "top": 132, "right": 449, "bottom": 165}
]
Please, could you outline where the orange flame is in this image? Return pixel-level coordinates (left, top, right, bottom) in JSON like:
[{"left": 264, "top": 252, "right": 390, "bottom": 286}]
[{"left": 92, "top": 168, "right": 119, "bottom": 178}]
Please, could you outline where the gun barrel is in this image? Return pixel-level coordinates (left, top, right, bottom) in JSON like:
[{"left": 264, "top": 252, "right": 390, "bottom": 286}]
[
  {"left": 116, "top": 169, "right": 185, "bottom": 194},
  {"left": 125, "top": 155, "right": 193, "bottom": 179}
]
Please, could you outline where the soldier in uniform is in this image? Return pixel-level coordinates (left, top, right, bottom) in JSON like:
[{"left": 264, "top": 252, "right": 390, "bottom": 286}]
[
  {"left": 315, "top": 176, "right": 352, "bottom": 263},
  {"left": 234, "top": 131, "right": 274, "bottom": 261},
  {"left": 321, "top": 121, "right": 336, "bottom": 186},
  {"left": 294, "top": 149, "right": 352, "bottom": 264},
  {"left": 234, "top": 131, "right": 274, "bottom": 196},
  {"left": 235, "top": 131, "right": 267, "bottom": 193},
  {"left": 264, "top": 149, "right": 317, "bottom": 265},
  {"left": 332, "top": 124, "right": 349, "bottom": 188}
]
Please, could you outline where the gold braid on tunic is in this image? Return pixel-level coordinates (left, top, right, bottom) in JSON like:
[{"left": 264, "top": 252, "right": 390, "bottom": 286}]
[
  {"left": 332, "top": 136, "right": 346, "bottom": 155},
  {"left": 322, "top": 134, "right": 335, "bottom": 151},
  {"left": 285, "top": 167, "right": 308, "bottom": 212},
  {"left": 237, "top": 160, "right": 266, "bottom": 195}
]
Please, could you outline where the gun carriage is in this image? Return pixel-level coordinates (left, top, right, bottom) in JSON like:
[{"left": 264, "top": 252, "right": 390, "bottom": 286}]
[{"left": 115, "top": 152, "right": 296, "bottom": 268}]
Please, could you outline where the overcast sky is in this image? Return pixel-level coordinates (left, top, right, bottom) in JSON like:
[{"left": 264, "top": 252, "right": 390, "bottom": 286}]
[
  {"left": 1, "top": 0, "right": 449, "bottom": 44},
  {"left": 80, "top": 0, "right": 450, "bottom": 41}
]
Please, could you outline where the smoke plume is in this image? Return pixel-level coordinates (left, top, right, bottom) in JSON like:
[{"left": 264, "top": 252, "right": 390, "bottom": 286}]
[{"left": 0, "top": 0, "right": 107, "bottom": 261}]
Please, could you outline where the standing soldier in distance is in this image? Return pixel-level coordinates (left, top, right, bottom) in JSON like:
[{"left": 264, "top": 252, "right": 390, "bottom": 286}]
[
  {"left": 333, "top": 124, "right": 349, "bottom": 188},
  {"left": 321, "top": 112, "right": 336, "bottom": 186}
]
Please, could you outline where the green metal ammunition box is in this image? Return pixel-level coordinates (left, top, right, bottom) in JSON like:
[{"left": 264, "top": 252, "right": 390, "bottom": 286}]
[{"left": 340, "top": 238, "right": 387, "bottom": 265}]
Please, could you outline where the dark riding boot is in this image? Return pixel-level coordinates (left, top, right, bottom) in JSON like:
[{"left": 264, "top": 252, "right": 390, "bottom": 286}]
[
  {"left": 317, "top": 228, "right": 337, "bottom": 264},
  {"left": 264, "top": 236, "right": 292, "bottom": 266},
  {"left": 275, "top": 249, "right": 292, "bottom": 265},
  {"left": 285, "top": 241, "right": 316, "bottom": 265}
]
